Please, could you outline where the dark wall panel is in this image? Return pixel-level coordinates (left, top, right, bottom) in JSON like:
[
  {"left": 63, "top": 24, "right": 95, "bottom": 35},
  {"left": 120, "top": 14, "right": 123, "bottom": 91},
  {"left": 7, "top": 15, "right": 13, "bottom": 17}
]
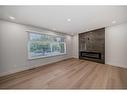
[{"left": 79, "top": 28, "right": 105, "bottom": 63}]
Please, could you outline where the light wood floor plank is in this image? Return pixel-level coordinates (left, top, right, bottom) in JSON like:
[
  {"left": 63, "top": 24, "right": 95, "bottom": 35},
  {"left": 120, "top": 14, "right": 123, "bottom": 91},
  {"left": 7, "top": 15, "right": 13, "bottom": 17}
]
[{"left": 0, "top": 58, "right": 127, "bottom": 89}]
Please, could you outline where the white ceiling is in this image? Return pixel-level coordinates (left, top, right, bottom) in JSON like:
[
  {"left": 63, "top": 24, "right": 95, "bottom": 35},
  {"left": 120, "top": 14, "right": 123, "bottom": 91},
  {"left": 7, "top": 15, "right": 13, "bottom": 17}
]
[{"left": 0, "top": 6, "right": 127, "bottom": 35}]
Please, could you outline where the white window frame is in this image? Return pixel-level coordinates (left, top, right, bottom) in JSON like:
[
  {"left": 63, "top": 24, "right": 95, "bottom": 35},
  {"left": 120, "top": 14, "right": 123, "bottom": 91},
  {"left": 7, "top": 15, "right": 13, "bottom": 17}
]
[{"left": 27, "top": 31, "right": 66, "bottom": 60}]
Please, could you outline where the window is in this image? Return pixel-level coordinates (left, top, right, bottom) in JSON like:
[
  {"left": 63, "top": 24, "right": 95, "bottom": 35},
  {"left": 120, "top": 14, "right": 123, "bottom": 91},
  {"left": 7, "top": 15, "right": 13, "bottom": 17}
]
[{"left": 28, "top": 32, "right": 66, "bottom": 59}]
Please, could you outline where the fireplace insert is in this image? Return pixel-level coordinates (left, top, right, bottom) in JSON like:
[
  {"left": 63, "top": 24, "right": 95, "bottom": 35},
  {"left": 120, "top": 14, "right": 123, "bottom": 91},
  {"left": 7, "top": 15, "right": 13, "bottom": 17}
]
[{"left": 79, "top": 51, "right": 101, "bottom": 59}]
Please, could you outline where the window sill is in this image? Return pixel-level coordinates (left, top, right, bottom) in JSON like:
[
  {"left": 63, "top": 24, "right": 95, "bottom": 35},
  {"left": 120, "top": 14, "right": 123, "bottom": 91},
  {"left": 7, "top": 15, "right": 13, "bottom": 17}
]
[{"left": 28, "top": 53, "right": 67, "bottom": 60}]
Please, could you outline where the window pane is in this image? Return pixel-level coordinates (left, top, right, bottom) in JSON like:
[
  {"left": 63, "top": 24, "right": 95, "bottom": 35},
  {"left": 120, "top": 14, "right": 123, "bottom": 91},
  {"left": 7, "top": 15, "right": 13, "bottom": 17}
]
[
  {"left": 53, "top": 37, "right": 65, "bottom": 42},
  {"left": 52, "top": 43, "right": 65, "bottom": 54},
  {"left": 59, "top": 43, "right": 65, "bottom": 53},
  {"left": 30, "top": 41, "right": 51, "bottom": 57},
  {"left": 30, "top": 33, "right": 42, "bottom": 41},
  {"left": 28, "top": 32, "right": 66, "bottom": 59},
  {"left": 52, "top": 43, "right": 60, "bottom": 53}
]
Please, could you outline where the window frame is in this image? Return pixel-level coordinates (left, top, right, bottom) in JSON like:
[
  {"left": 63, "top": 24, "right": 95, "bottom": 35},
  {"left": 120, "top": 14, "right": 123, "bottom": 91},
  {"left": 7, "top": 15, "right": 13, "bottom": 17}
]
[{"left": 27, "top": 31, "right": 67, "bottom": 60}]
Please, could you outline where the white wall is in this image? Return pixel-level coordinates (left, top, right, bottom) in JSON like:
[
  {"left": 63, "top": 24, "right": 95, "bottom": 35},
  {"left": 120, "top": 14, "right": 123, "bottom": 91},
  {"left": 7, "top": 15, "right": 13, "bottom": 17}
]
[
  {"left": 0, "top": 20, "right": 73, "bottom": 76},
  {"left": 72, "top": 22, "right": 127, "bottom": 68},
  {"left": 0, "top": 20, "right": 127, "bottom": 77},
  {"left": 72, "top": 34, "right": 79, "bottom": 58},
  {"left": 105, "top": 23, "right": 127, "bottom": 68}
]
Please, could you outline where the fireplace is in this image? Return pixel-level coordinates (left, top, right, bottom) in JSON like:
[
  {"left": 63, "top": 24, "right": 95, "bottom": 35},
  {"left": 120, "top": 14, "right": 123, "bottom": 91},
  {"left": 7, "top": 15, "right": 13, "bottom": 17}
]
[
  {"left": 80, "top": 51, "right": 101, "bottom": 59},
  {"left": 79, "top": 28, "right": 105, "bottom": 64}
]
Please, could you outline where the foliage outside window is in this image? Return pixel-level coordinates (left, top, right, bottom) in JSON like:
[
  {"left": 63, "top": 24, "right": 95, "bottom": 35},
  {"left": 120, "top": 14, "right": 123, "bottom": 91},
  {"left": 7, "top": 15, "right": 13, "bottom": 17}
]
[{"left": 28, "top": 32, "right": 66, "bottom": 59}]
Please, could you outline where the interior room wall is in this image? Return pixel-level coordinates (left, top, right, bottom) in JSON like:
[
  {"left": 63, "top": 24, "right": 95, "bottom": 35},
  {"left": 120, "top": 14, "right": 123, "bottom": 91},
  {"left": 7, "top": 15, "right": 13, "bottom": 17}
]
[
  {"left": 0, "top": 19, "right": 127, "bottom": 77},
  {"left": 0, "top": 20, "right": 73, "bottom": 76},
  {"left": 105, "top": 22, "right": 127, "bottom": 68},
  {"left": 72, "top": 34, "right": 79, "bottom": 58},
  {"left": 72, "top": 22, "right": 127, "bottom": 68}
]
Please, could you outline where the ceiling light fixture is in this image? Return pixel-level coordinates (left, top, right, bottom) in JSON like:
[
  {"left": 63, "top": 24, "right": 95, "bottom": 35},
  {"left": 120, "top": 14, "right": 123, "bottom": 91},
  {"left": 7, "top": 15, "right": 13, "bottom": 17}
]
[
  {"left": 9, "top": 16, "right": 15, "bottom": 20},
  {"left": 67, "top": 18, "right": 71, "bottom": 22},
  {"left": 112, "top": 21, "right": 116, "bottom": 24}
]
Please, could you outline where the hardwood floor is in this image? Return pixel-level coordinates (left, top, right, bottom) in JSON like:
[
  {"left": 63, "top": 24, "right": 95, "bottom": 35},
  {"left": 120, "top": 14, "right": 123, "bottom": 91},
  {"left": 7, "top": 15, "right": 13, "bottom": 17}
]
[{"left": 0, "top": 58, "right": 127, "bottom": 89}]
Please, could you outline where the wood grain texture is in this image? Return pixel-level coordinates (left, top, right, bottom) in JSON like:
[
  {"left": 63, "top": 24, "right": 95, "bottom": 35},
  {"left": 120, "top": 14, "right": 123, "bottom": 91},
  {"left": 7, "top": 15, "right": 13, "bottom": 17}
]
[{"left": 0, "top": 58, "right": 127, "bottom": 89}]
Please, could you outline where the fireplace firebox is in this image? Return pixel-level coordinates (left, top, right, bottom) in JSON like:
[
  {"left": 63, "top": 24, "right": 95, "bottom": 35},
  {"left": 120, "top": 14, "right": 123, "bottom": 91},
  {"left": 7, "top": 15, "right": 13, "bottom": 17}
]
[{"left": 80, "top": 51, "right": 101, "bottom": 59}]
